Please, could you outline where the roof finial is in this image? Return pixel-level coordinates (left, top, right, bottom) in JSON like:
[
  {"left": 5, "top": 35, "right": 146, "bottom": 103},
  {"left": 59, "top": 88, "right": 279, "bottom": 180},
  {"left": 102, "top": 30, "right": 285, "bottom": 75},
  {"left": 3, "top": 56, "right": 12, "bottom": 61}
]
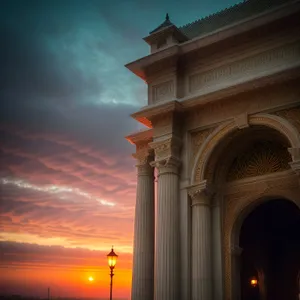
[{"left": 166, "top": 13, "right": 170, "bottom": 21}]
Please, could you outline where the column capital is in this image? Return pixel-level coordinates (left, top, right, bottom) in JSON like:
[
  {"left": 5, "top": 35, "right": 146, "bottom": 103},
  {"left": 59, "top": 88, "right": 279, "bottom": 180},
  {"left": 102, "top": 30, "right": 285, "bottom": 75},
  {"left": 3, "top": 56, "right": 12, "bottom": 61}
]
[
  {"left": 149, "top": 135, "right": 181, "bottom": 160},
  {"left": 149, "top": 135, "right": 182, "bottom": 176},
  {"left": 231, "top": 245, "right": 243, "bottom": 256},
  {"left": 188, "top": 180, "right": 214, "bottom": 206},
  {"left": 133, "top": 142, "right": 154, "bottom": 176},
  {"left": 150, "top": 156, "right": 181, "bottom": 175},
  {"left": 289, "top": 159, "right": 300, "bottom": 177},
  {"left": 288, "top": 147, "right": 300, "bottom": 161}
]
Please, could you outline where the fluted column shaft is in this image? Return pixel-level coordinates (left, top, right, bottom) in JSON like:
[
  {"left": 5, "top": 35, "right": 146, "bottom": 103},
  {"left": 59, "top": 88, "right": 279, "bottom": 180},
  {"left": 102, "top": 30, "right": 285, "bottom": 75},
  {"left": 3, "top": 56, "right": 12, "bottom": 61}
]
[
  {"left": 131, "top": 161, "right": 155, "bottom": 300},
  {"left": 190, "top": 184, "right": 212, "bottom": 300},
  {"left": 154, "top": 159, "right": 180, "bottom": 300}
]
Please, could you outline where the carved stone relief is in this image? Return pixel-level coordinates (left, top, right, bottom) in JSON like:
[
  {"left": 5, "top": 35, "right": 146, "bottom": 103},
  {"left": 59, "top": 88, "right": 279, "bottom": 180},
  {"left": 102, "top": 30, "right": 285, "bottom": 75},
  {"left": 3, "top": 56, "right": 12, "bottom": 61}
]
[
  {"left": 189, "top": 41, "right": 300, "bottom": 93},
  {"left": 227, "top": 141, "right": 292, "bottom": 181},
  {"left": 273, "top": 105, "right": 300, "bottom": 134},
  {"left": 190, "top": 127, "right": 214, "bottom": 171},
  {"left": 186, "top": 81, "right": 300, "bottom": 131},
  {"left": 194, "top": 121, "right": 235, "bottom": 182},
  {"left": 152, "top": 80, "right": 174, "bottom": 103}
]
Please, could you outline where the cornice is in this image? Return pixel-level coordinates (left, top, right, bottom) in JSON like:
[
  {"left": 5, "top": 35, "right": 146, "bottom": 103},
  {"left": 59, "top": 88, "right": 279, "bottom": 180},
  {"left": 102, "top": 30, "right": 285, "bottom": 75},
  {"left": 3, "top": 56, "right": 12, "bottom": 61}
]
[
  {"left": 130, "top": 66, "right": 300, "bottom": 128},
  {"left": 125, "top": 129, "right": 153, "bottom": 145},
  {"left": 131, "top": 100, "right": 183, "bottom": 128},
  {"left": 125, "top": 0, "right": 300, "bottom": 81},
  {"left": 125, "top": 46, "right": 180, "bottom": 81},
  {"left": 181, "top": 0, "right": 300, "bottom": 54}
]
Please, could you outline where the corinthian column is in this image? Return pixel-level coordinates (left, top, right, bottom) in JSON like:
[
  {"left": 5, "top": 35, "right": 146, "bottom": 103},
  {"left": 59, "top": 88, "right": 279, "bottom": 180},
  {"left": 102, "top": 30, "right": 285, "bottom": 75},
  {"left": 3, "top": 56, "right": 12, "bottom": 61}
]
[
  {"left": 131, "top": 147, "right": 155, "bottom": 300},
  {"left": 188, "top": 181, "right": 213, "bottom": 300},
  {"left": 150, "top": 137, "right": 181, "bottom": 300}
]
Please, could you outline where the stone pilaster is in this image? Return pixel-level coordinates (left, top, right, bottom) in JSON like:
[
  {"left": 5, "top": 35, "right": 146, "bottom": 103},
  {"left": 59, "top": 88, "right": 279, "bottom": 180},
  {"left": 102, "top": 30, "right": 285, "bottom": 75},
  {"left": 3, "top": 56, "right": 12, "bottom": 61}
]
[
  {"left": 150, "top": 137, "right": 181, "bottom": 300},
  {"left": 131, "top": 145, "right": 155, "bottom": 300},
  {"left": 188, "top": 180, "right": 213, "bottom": 300}
]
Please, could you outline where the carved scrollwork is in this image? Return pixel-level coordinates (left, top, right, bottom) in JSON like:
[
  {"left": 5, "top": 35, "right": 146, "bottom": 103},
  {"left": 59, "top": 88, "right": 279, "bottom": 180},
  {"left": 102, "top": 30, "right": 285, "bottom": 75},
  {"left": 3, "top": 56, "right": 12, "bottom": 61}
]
[
  {"left": 150, "top": 155, "right": 181, "bottom": 175},
  {"left": 150, "top": 136, "right": 181, "bottom": 161},
  {"left": 132, "top": 142, "right": 154, "bottom": 176},
  {"left": 150, "top": 136, "right": 182, "bottom": 175}
]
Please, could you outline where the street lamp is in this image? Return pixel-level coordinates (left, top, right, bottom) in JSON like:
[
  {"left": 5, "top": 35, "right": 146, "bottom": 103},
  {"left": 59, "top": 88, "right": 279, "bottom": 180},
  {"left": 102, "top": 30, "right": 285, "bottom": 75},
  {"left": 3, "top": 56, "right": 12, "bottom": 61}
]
[
  {"left": 250, "top": 276, "right": 258, "bottom": 288},
  {"left": 107, "top": 246, "right": 118, "bottom": 300}
]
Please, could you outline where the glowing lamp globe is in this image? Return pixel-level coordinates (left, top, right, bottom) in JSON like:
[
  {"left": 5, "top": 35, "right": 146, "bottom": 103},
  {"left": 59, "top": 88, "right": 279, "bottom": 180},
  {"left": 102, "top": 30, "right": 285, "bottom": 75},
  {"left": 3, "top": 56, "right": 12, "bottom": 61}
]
[
  {"left": 250, "top": 277, "right": 258, "bottom": 287},
  {"left": 107, "top": 247, "right": 118, "bottom": 269}
]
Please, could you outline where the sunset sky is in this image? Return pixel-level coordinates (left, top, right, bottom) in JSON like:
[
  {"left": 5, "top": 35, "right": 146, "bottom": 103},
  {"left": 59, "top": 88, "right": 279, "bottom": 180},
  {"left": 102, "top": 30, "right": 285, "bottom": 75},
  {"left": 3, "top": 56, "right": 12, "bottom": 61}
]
[{"left": 0, "top": 0, "right": 239, "bottom": 298}]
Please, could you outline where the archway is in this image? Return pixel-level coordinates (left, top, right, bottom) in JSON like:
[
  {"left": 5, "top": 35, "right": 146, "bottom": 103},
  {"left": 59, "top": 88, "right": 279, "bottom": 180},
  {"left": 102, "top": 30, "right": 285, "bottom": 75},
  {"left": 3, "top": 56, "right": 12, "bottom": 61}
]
[{"left": 239, "top": 199, "right": 300, "bottom": 300}]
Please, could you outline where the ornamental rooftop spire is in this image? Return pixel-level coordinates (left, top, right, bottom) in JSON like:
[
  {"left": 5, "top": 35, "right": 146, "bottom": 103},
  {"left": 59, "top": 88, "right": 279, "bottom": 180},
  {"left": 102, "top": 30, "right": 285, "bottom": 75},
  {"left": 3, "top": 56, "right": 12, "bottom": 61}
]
[{"left": 149, "top": 13, "right": 173, "bottom": 34}]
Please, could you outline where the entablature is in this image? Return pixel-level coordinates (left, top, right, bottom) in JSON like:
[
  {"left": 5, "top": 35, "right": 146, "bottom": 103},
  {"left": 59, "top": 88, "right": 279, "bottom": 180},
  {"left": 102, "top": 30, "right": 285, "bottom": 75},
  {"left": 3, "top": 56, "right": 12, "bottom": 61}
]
[{"left": 125, "top": 1, "right": 300, "bottom": 83}]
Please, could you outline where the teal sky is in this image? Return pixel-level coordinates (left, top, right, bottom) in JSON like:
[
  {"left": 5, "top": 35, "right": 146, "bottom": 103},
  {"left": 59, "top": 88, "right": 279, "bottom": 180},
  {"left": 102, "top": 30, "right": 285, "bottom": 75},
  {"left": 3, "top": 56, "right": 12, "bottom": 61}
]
[{"left": 0, "top": 0, "right": 240, "bottom": 297}]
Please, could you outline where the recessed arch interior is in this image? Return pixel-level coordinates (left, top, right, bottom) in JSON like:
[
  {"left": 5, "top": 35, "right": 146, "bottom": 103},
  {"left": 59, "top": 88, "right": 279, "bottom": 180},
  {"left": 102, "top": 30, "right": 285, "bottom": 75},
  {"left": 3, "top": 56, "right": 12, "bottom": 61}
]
[
  {"left": 203, "top": 125, "right": 292, "bottom": 185},
  {"left": 236, "top": 198, "right": 300, "bottom": 300}
]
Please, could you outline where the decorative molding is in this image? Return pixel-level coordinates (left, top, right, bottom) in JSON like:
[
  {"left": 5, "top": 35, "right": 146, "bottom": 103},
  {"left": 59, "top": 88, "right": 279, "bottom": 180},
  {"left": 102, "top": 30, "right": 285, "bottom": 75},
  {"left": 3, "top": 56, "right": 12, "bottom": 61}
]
[
  {"left": 288, "top": 147, "right": 300, "bottom": 162},
  {"left": 234, "top": 113, "right": 249, "bottom": 129},
  {"left": 132, "top": 141, "right": 154, "bottom": 176},
  {"left": 150, "top": 155, "right": 181, "bottom": 175},
  {"left": 149, "top": 136, "right": 181, "bottom": 161},
  {"left": 192, "top": 113, "right": 300, "bottom": 184},
  {"left": 273, "top": 105, "right": 300, "bottom": 134},
  {"left": 223, "top": 171, "right": 300, "bottom": 300},
  {"left": 152, "top": 80, "right": 174, "bottom": 103},
  {"left": 289, "top": 160, "right": 300, "bottom": 177},
  {"left": 150, "top": 136, "right": 182, "bottom": 175},
  {"left": 227, "top": 141, "right": 292, "bottom": 181},
  {"left": 231, "top": 245, "right": 243, "bottom": 256},
  {"left": 190, "top": 127, "right": 215, "bottom": 170},
  {"left": 193, "top": 121, "right": 235, "bottom": 182},
  {"left": 185, "top": 81, "right": 300, "bottom": 132},
  {"left": 189, "top": 41, "right": 300, "bottom": 93},
  {"left": 188, "top": 180, "right": 208, "bottom": 198}
]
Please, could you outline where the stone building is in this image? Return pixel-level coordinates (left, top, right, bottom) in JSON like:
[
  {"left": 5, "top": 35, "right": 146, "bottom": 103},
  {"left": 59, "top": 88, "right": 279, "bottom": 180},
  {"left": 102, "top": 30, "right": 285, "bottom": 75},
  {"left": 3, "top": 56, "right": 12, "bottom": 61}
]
[{"left": 125, "top": 0, "right": 300, "bottom": 299}]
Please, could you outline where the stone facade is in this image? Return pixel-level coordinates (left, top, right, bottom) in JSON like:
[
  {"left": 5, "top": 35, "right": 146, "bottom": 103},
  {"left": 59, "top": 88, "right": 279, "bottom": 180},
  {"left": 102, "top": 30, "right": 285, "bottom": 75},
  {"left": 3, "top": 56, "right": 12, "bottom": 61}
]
[{"left": 126, "top": 1, "right": 300, "bottom": 299}]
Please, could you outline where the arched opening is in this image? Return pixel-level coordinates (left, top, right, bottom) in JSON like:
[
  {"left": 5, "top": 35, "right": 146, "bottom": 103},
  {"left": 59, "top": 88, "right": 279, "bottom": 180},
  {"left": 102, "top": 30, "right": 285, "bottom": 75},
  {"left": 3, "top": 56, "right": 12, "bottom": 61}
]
[
  {"left": 239, "top": 199, "right": 300, "bottom": 300},
  {"left": 204, "top": 125, "right": 292, "bottom": 185}
]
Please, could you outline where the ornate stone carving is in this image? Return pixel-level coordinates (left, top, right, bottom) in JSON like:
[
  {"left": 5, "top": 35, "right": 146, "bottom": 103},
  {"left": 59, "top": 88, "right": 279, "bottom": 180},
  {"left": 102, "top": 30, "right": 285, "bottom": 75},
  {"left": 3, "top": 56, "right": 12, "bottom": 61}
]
[
  {"left": 189, "top": 42, "right": 300, "bottom": 93},
  {"left": 274, "top": 105, "right": 300, "bottom": 134},
  {"left": 227, "top": 141, "right": 292, "bottom": 181},
  {"left": 190, "top": 127, "right": 214, "bottom": 170},
  {"left": 289, "top": 160, "right": 300, "bottom": 178},
  {"left": 193, "top": 113, "right": 300, "bottom": 184},
  {"left": 151, "top": 155, "right": 181, "bottom": 175},
  {"left": 150, "top": 136, "right": 181, "bottom": 160},
  {"left": 132, "top": 142, "right": 154, "bottom": 176},
  {"left": 152, "top": 80, "right": 174, "bottom": 103},
  {"left": 188, "top": 180, "right": 214, "bottom": 206},
  {"left": 150, "top": 137, "right": 182, "bottom": 175},
  {"left": 194, "top": 121, "right": 235, "bottom": 182}
]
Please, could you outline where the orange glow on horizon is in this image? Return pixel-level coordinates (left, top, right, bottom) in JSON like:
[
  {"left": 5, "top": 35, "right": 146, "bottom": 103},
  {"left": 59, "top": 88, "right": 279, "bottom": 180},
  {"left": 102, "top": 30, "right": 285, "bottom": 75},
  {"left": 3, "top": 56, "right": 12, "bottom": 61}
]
[{"left": 0, "top": 254, "right": 133, "bottom": 299}]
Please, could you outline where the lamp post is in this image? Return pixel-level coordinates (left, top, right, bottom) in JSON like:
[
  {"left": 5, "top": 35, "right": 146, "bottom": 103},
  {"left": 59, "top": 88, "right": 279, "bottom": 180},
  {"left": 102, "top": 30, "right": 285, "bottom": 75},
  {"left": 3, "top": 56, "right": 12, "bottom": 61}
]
[
  {"left": 250, "top": 276, "right": 258, "bottom": 288},
  {"left": 107, "top": 246, "right": 118, "bottom": 300}
]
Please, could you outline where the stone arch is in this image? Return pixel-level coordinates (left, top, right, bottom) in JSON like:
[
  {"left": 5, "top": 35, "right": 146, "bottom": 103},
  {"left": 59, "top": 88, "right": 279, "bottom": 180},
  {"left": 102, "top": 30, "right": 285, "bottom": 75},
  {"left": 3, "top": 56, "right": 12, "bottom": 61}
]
[
  {"left": 230, "top": 194, "right": 300, "bottom": 250},
  {"left": 191, "top": 113, "right": 300, "bottom": 184},
  {"left": 225, "top": 187, "right": 300, "bottom": 300}
]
